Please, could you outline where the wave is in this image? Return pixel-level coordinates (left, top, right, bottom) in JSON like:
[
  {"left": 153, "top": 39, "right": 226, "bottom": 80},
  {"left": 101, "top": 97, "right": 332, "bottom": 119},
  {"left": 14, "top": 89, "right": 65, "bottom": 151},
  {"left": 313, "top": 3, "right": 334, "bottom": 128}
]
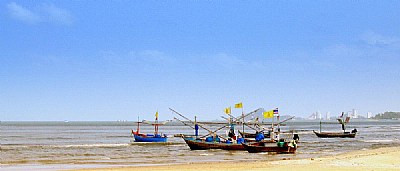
[
  {"left": 129, "top": 142, "right": 183, "bottom": 146},
  {"left": 166, "top": 144, "right": 187, "bottom": 147},
  {"left": 52, "top": 143, "right": 130, "bottom": 148},
  {"left": 1, "top": 143, "right": 130, "bottom": 150},
  {"left": 105, "top": 135, "right": 132, "bottom": 138},
  {"left": 361, "top": 139, "right": 394, "bottom": 143}
]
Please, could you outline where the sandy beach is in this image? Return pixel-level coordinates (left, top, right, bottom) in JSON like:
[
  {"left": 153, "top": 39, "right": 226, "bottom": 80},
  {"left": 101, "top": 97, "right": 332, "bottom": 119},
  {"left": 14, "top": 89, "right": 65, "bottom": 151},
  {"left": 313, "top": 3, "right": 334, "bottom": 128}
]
[{"left": 71, "top": 146, "right": 400, "bottom": 171}]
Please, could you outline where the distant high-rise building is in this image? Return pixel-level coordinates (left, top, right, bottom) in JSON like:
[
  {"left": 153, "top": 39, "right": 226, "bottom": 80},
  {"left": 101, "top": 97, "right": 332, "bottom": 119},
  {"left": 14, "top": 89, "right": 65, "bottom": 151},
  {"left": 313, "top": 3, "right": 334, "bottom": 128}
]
[
  {"left": 326, "top": 112, "right": 331, "bottom": 120},
  {"left": 367, "top": 112, "right": 372, "bottom": 119},
  {"left": 308, "top": 113, "right": 317, "bottom": 120},
  {"left": 317, "top": 111, "right": 322, "bottom": 120},
  {"left": 352, "top": 109, "right": 358, "bottom": 118}
]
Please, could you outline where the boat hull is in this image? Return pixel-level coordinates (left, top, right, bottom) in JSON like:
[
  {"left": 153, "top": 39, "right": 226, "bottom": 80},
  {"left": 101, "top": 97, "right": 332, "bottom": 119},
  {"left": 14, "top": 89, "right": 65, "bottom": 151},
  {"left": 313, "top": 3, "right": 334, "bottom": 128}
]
[
  {"left": 242, "top": 142, "right": 297, "bottom": 153},
  {"left": 134, "top": 134, "right": 167, "bottom": 142},
  {"left": 183, "top": 139, "right": 245, "bottom": 150},
  {"left": 313, "top": 130, "right": 356, "bottom": 138}
]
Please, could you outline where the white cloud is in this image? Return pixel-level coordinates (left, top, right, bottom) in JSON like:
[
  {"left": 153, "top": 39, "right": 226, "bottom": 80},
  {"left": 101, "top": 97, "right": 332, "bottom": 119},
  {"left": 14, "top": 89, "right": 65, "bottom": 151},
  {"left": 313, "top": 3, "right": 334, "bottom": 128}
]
[
  {"left": 309, "top": 44, "right": 363, "bottom": 69},
  {"left": 6, "top": 2, "right": 73, "bottom": 25},
  {"left": 139, "top": 50, "right": 169, "bottom": 62},
  {"left": 210, "top": 53, "right": 246, "bottom": 68},
  {"left": 130, "top": 50, "right": 176, "bottom": 65},
  {"left": 7, "top": 2, "right": 41, "bottom": 24},
  {"left": 41, "top": 4, "right": 73, "bottom": 25},
  {"left": 209, "top": 53, "right": 271, "bottom": 71},
  {"left": 361, "top": 31, "right": 399, "bottom": 46}
]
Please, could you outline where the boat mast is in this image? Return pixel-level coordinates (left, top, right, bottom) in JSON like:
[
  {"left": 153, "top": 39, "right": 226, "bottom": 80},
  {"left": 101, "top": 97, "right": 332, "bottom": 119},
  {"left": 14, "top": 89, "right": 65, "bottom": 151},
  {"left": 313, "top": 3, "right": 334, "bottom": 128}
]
[
  {"left": 319, "top": 120, "right": 322, "bottom": 133},
  {"left": 195, "top": 116, "right": 199, "bottom": 139},
  {"left": 242, "top": 107, "right": 245, "bottom": 138},
  {"left": 277, "top": 108, "right": 280, "bottom": 140},
  {"left": 271, "top": 110, "right": 274, "bottom": 141},
  {"left": 136, "top": 116, "right": 140, "bottom": 134},
  {"left": 155, "top": 111, "right": 159, "bottom": 135}
]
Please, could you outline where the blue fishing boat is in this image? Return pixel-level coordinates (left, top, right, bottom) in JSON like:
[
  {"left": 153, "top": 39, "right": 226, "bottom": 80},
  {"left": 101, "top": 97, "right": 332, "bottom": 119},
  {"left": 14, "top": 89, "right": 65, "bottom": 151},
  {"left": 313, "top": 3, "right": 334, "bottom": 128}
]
[
  {"left": 131, "top": 112, "right": 168, "bottom": 142},
  {"left": 132, "top": 132, "right": 167, "bottom": 142}
]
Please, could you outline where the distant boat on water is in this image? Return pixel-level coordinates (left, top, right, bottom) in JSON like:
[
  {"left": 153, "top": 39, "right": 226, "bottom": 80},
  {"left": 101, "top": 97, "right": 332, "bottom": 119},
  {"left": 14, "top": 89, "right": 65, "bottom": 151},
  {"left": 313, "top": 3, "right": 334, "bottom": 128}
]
[
  {"left": 132, "top": 131, "right": 167, "bottom": 142},
  {"left": 313, "top": 130, "right": 357, "bottom": 138},
  {"left": 313, "top": 112, "right": 358, "bottom": 138},
  {"left": 131, "top": 112, "right": 168, "bottom": 142}
]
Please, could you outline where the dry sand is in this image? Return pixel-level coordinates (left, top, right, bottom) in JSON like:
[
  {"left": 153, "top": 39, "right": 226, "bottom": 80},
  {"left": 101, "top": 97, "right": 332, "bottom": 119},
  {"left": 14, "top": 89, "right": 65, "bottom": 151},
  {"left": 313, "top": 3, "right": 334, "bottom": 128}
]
[{"left": 71, "top": 146, "right": 400, "bottom": 171}]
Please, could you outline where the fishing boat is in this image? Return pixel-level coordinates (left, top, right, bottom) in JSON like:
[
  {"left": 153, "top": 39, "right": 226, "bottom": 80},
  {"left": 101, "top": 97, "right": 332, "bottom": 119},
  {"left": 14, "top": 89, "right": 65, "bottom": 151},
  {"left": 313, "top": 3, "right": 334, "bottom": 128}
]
[
  {"left": 131, "top": 112, "right": 168, "bottom": 142},
  {"left": 313, "top": 130, "right": 357, "bottom": 138},
  {"left": 242, "top": 140, "right": 297, "bottom": 153},
  {"left": 313, "top": 113, "right": 358, "bottom": 138},
  {"left": 171, "top": 107, "right": 270, "bottom": 150},
  {"left": 183, "top": 137, "right": 247, "bottom": 150},
  {"left": 241, "top": 108, "right": 300, "bottom": 153},
  {"left": 238, "top": 115, "right": 294, "bottom": 139},
  {"left": 132, "top": 132, "right": 167, "bottom": 142},
  {"left": 183, "top": 136, "right": 276, "bottom": 150}
]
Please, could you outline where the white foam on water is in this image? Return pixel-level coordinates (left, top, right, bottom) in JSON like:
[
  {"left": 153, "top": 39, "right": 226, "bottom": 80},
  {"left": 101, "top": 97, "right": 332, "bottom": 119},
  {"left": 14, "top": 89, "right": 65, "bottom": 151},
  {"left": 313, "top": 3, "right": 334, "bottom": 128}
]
[
  {"left": 199, "top": 153, "right": 214, "bottom": 156},
  {"left": 361, "top": 139, "right": 394, "bottom": 143}
]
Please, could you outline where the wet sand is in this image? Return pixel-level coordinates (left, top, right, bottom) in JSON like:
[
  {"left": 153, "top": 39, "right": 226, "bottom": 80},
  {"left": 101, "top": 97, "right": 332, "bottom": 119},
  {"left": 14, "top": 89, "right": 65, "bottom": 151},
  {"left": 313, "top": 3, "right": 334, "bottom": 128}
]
[{"left": 70, "top": 146, "right": 400, "bottom": 171}]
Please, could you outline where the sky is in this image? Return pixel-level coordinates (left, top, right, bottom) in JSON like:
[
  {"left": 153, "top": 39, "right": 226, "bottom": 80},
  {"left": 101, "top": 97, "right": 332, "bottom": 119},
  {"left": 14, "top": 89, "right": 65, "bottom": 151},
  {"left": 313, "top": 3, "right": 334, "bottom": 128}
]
[{"left": 1, "top": 1, "right": 400, "bottom": 121}]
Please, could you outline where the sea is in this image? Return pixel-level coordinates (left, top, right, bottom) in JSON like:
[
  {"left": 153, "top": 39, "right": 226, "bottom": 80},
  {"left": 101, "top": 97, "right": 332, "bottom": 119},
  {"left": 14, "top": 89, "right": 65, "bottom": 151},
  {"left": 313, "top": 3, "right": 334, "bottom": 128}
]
[{"left": 1, "top": 120, "right": 400, "bottom": 170}]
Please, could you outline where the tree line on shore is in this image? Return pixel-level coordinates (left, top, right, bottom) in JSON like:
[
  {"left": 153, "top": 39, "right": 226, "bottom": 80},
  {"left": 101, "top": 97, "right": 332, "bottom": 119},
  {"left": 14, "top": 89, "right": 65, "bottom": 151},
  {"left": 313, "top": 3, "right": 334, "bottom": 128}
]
[{"left": 372, "top": 112, "right": 400, "bottom": 119}]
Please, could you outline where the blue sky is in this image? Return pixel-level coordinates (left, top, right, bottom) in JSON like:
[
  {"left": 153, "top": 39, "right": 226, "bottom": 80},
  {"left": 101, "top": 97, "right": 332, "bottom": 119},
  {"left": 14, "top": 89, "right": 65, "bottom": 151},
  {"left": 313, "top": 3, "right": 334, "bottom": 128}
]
[{"left": 1, "top": 1, "right": 399, "bottom": 121}]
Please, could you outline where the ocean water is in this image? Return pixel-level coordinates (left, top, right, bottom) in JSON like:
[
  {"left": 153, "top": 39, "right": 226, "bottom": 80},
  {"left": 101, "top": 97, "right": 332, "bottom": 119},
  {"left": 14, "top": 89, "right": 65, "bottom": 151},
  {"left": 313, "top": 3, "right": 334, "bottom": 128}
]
[{"left": 1, "top": 120, "right": 399, "bottom": 170}]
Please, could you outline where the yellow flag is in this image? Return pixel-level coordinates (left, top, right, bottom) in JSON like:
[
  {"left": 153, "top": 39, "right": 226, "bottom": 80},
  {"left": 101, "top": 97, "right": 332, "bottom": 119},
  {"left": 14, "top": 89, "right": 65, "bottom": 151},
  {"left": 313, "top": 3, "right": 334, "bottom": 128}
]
[
  {"left": 155, "top": 111, "right": 159, "bottom": 119},
  {"left": 224, "top": 107, "right": 231, "bottom": 114},
  {"left": 263, "top": 110, "right": 274, "bottom": 118},
  {"left": 234, "top": 102, "right": 243, "bottom": 108}
]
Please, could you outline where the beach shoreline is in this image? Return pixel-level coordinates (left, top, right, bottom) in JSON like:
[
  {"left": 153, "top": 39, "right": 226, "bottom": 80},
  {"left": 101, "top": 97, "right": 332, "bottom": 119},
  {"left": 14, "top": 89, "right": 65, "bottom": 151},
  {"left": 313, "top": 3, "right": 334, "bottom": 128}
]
[{"left": 68, "top": 146, "right": 400, "bottom": 171}]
